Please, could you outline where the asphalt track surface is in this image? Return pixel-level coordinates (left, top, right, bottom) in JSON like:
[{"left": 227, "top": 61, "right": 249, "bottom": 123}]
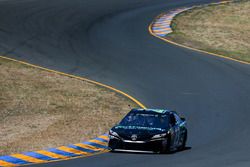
[{"left": 0, "top": 0, "right": 250, "bottom": 166}]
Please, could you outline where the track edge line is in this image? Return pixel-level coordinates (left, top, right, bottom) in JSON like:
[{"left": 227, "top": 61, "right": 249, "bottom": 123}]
[
  {"left": 148, "top": 2, "right": 250, "bottom": 65},
  {"left": 0, "top": 55, "right": 146, "bottom": 166}
]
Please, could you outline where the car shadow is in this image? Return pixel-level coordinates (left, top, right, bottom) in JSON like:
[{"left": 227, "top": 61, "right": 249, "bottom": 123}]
[
  {"left": 109, "top": 146, "right": 192, "bottom": 155},
  {"left": 167, "top": 146, "right": 192, "bottom": 154}
]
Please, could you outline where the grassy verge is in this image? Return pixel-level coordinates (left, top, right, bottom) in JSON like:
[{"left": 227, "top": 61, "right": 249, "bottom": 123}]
[
  {"left": 0, "top": 57, "right": 138, "bottom": 155},
  {"left": 167, "top": 0, "right": 250, "bottom": 63}
]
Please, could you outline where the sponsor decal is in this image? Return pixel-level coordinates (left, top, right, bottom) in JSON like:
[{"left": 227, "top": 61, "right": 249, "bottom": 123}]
[{"left": 115, "top": 126, "right": 164, "bottom": 131}]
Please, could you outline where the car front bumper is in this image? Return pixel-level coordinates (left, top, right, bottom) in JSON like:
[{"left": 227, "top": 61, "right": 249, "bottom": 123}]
[{"left": 108, "top": 136, "right": 166, "bottom": 152}]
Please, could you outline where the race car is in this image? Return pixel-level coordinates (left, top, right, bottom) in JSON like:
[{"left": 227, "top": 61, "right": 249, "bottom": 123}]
[{"left": 108, "top": 108, "right": 187, "bottom": 153}]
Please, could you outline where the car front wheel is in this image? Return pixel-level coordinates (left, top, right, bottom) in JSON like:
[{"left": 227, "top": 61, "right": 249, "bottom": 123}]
[
  {"left": 179, "top": 130, "right": 187, "bottom": 150},
  {"left": 160, "top": 136, "right": 171, "bottom": 154}
]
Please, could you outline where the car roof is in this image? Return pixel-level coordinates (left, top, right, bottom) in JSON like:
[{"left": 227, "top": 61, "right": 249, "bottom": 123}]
[{"left": 131, "top": 108, "right": 175, "bottom": 114}]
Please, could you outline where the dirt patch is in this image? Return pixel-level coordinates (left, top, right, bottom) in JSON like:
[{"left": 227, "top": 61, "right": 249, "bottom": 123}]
[
  {"left": 0, "top": 57, "right": 139, "bottom": 155},
  {"left": 167, "top": 0, "right": 250, "bottom": 63}
]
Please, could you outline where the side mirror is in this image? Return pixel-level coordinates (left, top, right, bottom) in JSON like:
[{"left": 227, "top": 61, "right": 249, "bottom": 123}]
[{"left": 181, "top": 117, "right": 186, "bottom": 121}]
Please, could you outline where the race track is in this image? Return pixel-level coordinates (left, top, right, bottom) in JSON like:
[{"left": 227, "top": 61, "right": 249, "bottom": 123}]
[{"left": 0, "top": 0, "right": 250, "bottom": 166}]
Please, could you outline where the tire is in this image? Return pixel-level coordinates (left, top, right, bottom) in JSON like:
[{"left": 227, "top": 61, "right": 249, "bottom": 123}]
[
  {"left": 179, "top": 130, "right": 187, "bottom": 150},
  {"left": 160, "top": 136, "right": 171, "bottom": 154},
  {"left": 108, "top": 141, "right": 115, "bottom": 151}
]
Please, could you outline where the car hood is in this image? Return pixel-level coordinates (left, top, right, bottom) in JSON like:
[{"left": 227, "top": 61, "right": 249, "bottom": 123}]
[{"left": 112, "top": 125, "right": 168, "bottom": 140}]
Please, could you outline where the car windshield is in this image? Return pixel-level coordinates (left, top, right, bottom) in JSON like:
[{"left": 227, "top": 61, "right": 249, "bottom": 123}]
[{"left": 119, "top": 112, "right": 169, "bottom": 129}]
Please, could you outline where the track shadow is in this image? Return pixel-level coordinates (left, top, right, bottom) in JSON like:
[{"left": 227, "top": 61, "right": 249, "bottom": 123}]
[
  {"left": 109, "top": 146, "right": 192, "bottom": 155},
  {"left": 167, "top": 146, "right": 192, "bottom": 154}
]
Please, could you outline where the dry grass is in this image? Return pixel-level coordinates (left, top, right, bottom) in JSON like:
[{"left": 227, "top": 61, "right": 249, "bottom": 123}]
[
  {"left": 0, "top": 57, "right": 138, "bottom": 155},
  {"left": 167, "top": 0, "right": 250, "bottom": 62}
]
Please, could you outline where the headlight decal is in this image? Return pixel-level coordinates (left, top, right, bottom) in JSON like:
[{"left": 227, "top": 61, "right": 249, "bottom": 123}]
[
  {"left": 109, "top": 130, "right": 119, "bottom": 137},
  {"left": 151, "top": 133, "right": 167, "bottom": 139}
]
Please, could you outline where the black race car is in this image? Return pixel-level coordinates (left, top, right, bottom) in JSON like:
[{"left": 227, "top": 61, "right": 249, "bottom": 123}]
[{"left": 108, "top": 108, "right": 187, "bottom": 153}]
